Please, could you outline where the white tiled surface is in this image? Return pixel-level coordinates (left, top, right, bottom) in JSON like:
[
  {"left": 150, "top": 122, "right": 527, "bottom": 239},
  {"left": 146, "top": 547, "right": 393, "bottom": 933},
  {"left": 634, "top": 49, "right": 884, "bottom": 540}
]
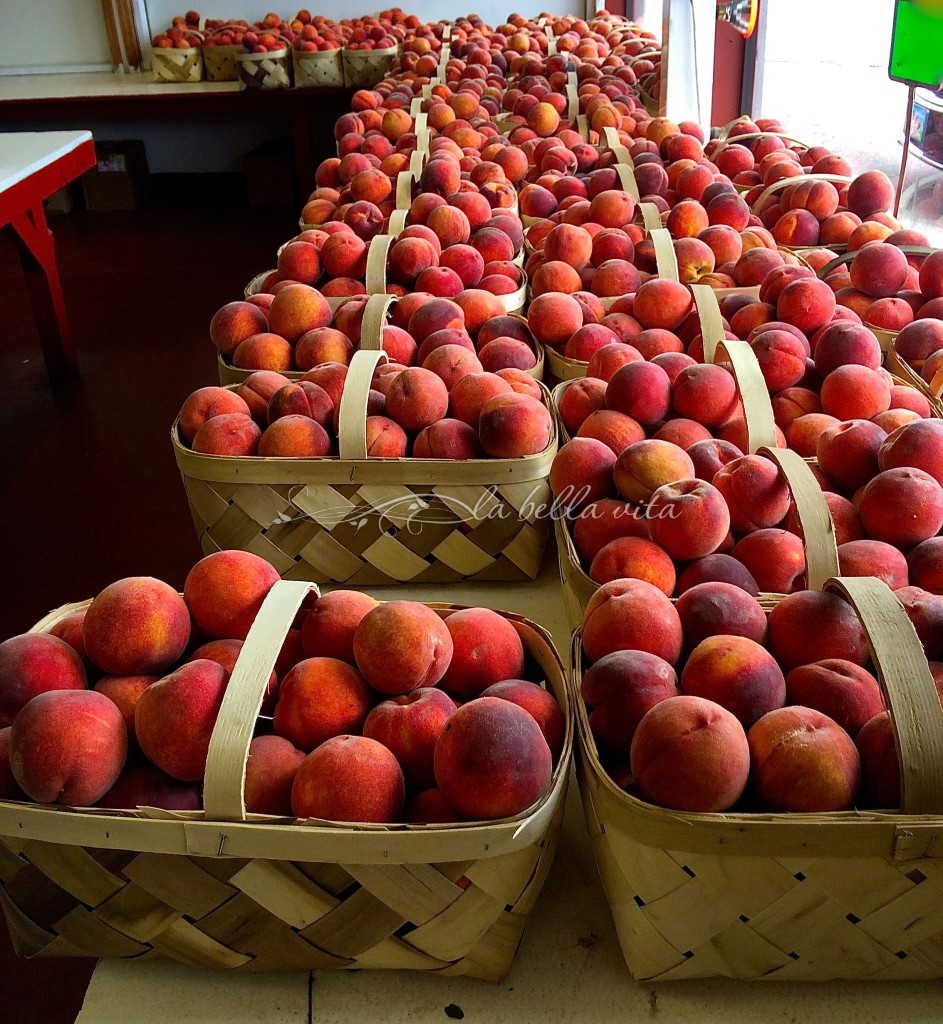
[{"left": 74, "top": 555, "right": 943, "bottom": 1023}]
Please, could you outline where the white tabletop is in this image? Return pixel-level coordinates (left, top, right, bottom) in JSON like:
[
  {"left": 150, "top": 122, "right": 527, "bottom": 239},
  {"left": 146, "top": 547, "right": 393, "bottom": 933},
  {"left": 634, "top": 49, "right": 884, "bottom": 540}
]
[
  {"left": 0, "top": 69, "right": 239, "bottom": 102},
  {"left": 0, "top": 129, "right": 93, "bottom": 195}
]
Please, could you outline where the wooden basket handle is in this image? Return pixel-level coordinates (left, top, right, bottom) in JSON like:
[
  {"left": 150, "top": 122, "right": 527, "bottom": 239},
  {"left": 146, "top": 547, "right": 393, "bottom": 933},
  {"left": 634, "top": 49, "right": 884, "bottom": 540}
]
[
  {"left": 359, "top": 293, "right": 395, "bottom": 351},
  {"left": 752, "top": 173, "right": 853, "bottom": 213},
  {"left": 565, "top": 83, "right": 579, "bottom": 121},
  {"left": 364, "top": 233, "right": 394, "bottom": 294},
  {"left": 649, "top": 227, "right": 678, "bottom": 282},
  {"left": 395, "top": 169, "right": 414, "bottom": 211},
  {"left": 759, "top": 446, "right": 840, "bottom": 590},
  {"left": 388, "top": 208, "right": 407, "bottom": 236},
  {"left": 639, "top": 201, "right": 663, "bottom": 233},
  {"left": 338, "top": 348, "right": 389, "bottom": 459},
  {"left": 413, "top": 111, "right": 430, "bottom": 153},
  {"left": 409, "top": 147, "right": 425, "bottom": 179},
  {"left": 826, "top": 576, "right": 943, "bottom": 815},
  {"left": 614, "top": 163, "right": 640, "bottom": 201},
  {"left": 203, "top": 579, "right": 321, "bottom": 822},
  {"left": 409, "top": 96, "right": 422, "bottom": 116},
  {"left": 576, "top": 113, "right": 590, "bottom": 141},
  {"left": 711, "top": 131, "right": 809, "bottom": 153},
  {"left": 603, "top": 125, "right": 635, "bottom": 167}
]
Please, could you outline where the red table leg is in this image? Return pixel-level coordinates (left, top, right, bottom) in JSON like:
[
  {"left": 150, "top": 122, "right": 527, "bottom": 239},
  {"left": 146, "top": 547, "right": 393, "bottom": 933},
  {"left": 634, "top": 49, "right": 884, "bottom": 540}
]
[{"left": 9, "top": 202, "right": 80, "bottom": 381}]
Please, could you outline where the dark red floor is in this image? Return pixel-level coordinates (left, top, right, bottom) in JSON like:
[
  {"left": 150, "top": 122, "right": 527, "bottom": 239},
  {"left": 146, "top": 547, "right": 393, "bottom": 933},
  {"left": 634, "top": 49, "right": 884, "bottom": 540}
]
[{"left": 0, "top": 200, "right": 300, "bottom": 1023}]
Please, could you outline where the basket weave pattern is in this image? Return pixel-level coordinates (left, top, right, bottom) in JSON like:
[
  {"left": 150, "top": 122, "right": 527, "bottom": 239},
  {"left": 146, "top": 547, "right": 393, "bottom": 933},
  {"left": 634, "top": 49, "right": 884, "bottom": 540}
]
[
  {"left": 203, "top": 45, "right": 238, "bottom": 81},
  {"left": 180, "top": 475, "right": 552, "bottom": 584},
  {"left": 152, "top": 48, "right": 204, "bottom": 82},
  {"left": 0, "top": 830, "right": 560, "bottom": 976},
  {"left": 238, "top": 50, "right": 291, "bottom": 89}
]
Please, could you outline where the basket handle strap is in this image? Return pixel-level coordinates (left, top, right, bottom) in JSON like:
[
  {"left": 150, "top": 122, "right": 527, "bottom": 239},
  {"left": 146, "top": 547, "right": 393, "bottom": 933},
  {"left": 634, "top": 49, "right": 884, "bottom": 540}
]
[
  {"left": 603, "top": 126, "right": 634, "bottom": 166},
  {"left": 364, "top": 233, "right": 393, "bottom": 295},
  {"left": 338, "top": 348, "right": 389, "bottom": 459},
  {"left": 826, "top": 576, "right": 943, "bottom": 815},
  {"left": 639, "top": 201, "right": 663, "bottom": 233},
  {"left": 759, "top": 447, "right": 840, "bottom": 591},
  {"left": 752, "top": 173, "right": 853, "bottom": 213},
  {"left": 203, "top": 579, "right": 321, "bottom": 822},
  {"left": 359, "top": 293, "right": 395, "bottom": 351},
  {"left": 650, "top": 227, "right": 678, "bottom": 282},
  {"left": 711, "top": 131, "right": 809, "bottom": 153}
]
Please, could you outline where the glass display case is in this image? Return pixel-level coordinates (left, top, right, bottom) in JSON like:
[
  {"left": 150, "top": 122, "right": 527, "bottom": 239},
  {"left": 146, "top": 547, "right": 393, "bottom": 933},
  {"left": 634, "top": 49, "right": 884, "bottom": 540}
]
[{"left": 899, "top": 87, "right": 943, "bottom": 245}]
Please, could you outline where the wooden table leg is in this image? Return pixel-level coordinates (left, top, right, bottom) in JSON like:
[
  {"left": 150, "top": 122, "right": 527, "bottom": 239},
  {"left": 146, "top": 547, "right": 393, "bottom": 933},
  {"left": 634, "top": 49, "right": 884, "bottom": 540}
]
[{"left": 9, "top": 203, "right": 79, "bottom": 381}]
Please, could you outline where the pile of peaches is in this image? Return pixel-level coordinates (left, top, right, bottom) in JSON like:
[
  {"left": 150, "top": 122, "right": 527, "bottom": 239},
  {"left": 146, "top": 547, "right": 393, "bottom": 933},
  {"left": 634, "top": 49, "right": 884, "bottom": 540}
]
[
  {"left": 188, "top": 293, "right": 552, "bottom": 460},
  {"left": 579, "top": 576, "right": 915, "bottom": 814},
  {"left": 0, "top": 552, "right": 563, "bottom": 825}
]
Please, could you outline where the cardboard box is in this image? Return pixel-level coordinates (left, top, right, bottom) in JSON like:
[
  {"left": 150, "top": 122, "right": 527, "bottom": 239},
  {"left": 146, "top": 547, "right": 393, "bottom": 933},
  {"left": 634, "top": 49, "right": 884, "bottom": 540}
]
[
  {"left": 82, "top": 140, "right": 149, "bottom": 210},
  {"left": 244, "top": 139, "right": 295, "bottom": 206},
  {"left": 44, "top": 183, "right": 77, "bottom": 214}
]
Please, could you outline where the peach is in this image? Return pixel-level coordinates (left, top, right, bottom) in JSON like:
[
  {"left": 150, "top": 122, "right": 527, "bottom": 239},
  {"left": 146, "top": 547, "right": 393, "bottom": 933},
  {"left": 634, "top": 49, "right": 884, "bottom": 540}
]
[
  {"left": 586, "top": 345, "right": 644, "bottom": 384},
  {"left": 479, "top": 680, "right": 564, "bottom": 762},
  {"left": 184, "top": 550, "right": 279, "bottom": 642},
  {"left": 243, "top": 735, "right": 306, "bottom": 816},
  {"left": 179, "top": 387, "right": 251, "bottom": 444},
  {"left": 354, "top": 601, "right": 452, "bottom": 696},
  {"left": 647, "top": 479, "right": 730, "bottom": 561},
  {"left": 687, "top": 438, "right": 744, "bottom": 483},
  {"left": 613, "top": 440, "right": 696, "bottom": 505},
  {"left": 97, "top": 765, "right": 201, "bottom": 811},
  {"left": 589, "top": 537, "right": 677, "bottom": 594},
  {"left": 83, "top": 577, "right": 190, "bottom": 676},
  {"left": 277, "top": 240, "right": 321, "bottom": 286},
  {"left": 896, "top": 586, "right": 943, "bottom": 659},
  {"left": 543, "top": 223, "right": 593, "bottom": 269},
  {"left": 749, "top": 330, "right": 807, "bottom": 392},
  {"left": 874, "top": 408, "right": 922, "bottom": 432},
  {"left": 362, "top": 416, "right": 407, "bottom": 457},
  {"left": 571, "top": 499, "right": 650, "bottom": 565},
  {"left": 812, "top": 321, "right": 882, "bottom": 376},
  {"left": 421, "top": 344, "right": 482, "bottom": 391},
  {"left": 592, "top": 259, "right": 642, "bottom": 297},
  {"left": 652, "top": 419, "right": 712, "bottom": 449},
  {"left": 784, "top": 413, "right": 840, "bottom": 457},
  {"left": 606, "top": 361, "right": 671, "bottom": 426},
  {"left": 748, "top": 706, "right": 860, "bottom": 811},
  {"left": 681, "top": 635, "right": 785, "bottom": 729},
  {"left": 449, "top": 372, "right": 513, "bottom": 430},
  {"left": 478, "top": 338, "right": 536, "bottom": 372},
  {"left": 866, "top": 297, "right": 914, "bottom": 332},
  {"left": 210, "top": 301, "right": 270, "bottom": 358},
  {"left": 699, "top": 224, "right": 743, "bottom": 266},
  {"left": 847, "top": 170, "right": 895, "bottom": 219},
  {"left": 135, "top": 660, "right": 227, "bottom": 782},
  {"left": 414, "top": 415, "right": 484, "bottom": 460},
  {"left": 10, "top": 690, "right": 126, "bottom": 806},
  {"left": 364, "top": 687, "right": 457, "bottom": 790},
  {"left": 46, "top": 609, "right": 91, "bottom": 670},
  {"left": 768, "top": 590, "right": 869, "bottom": 671},
  {"left": 292, "top": 734, "right": 405, "bottom": 823},
  {"left": 267, "top": 285, "right": 332, "bottom": 343},
  {"left": 187, "top": 639, "right": 277, "bottom": 714},
  {"left": 731, "top": 529, "right": 806, "bottom": 593},
  {"left": 666, "top": 199, "right": 709, "bottom": 238},
  {"left": 894, "top": 319, "right": 943, "bottom": 370},
  {"left": 772, "top": 209, "right": 820, "bottom": 247},
  {"left": 565, "top": 324, "right": 620, "bottom": 361},
  {"left": 860, "top": 467, "right": 943, "bottom": 546},
  {"left": 526, "top": 293, "right": 584, "bottom": 349},
  {"left": 632, "top": 279, "right": 693, "bottom": 331},
  {"left": 838, "top": 539, "right": 909, "bottom": 590},
  {"left": 676, "top": 553, "right": 761, "bottom": 595},
  {"left": 434, "top": 697, "right": 552, "bottom": 820},
  {"left": 919, "top": 249, "right": 943, "bottom": 299},
  {"left": 849, "top": 242, "right": 908, "bottom": 298},
  {"left": 733, "top": 247, "right": 786, "bottom": 287},
  {"left": 879, "top": 420, "right": 943, "bottom": 485},
  {"left": 856, "top": 711, "right": 899, "bottom": 808},
  {"left": 784, "top": 660, "right": 884, "bottom": 737},
  {"left": 300, "top": 591, "right": 377, "bottom": 664},
  {"left": 496, "top": 368, "right": 543, "bottom": 399},
  {"left": 788, "top": 490, "right": 863, "bottom": 548},
  {"left": 847, "top": 221, "right": 894, "bottom": 252},
  {"left": 479, "top": 393, "right": 552, "bottom": 458},
  {"left": 580, "top": 650, "right": 679, "bottom": 757},
  {"left": 403, "top": 787, "right": 456, "bottom": 824},
  {"left": 771, "top": 387, "right": 822, "bottom": 430},
  {"left": 712, "top": 454, "right": 790, "bottom": 533},
  {"left": 671, "top": 363, "right": 739, "bottom": 427},
  {"left": 300, "top": 363, "right": 347, "bottom": 407},
  {"left": 550, "top": 437, "right": 616, "bottom": 512},
  {"left": 558, "top": 379, "right": 607, "bottom": 436},
  {"left": 581, "top": 578, "right": 684, "bottom": 665},
  {"left": 630, "top": 695, "right": 750, "bottom": 812},
  {"left": 437, "top": 608, "right": 526, "bottom": 701},
  {"left": 384, "top": 366, "right": 449, "bottom": 431},
  {"left": 909, "top": 537, "right": 943, "bottom": 594},
  {"left": 407, "top": 298, "right": 465, "bottom": 345},
  {"left": 776, "top": 278, "right": 836, "bottom": 336},
  {"left": 94, "top": 674, "right": 156, "bottom": 742},
  {"left": 652, "top": 351, "right": 698, "bottom": 384},
  {"left": 231, "top": 334, "right": 293, "bottom": 373},
  {"left": 0, "top": 634, "right": 87, "bottom": 727},
  {"left": 676, "top": 581, "right": 767, "bottom": 648},
  {"left": 273, "top": 657, "right": 373, "bottom": 753},
  {"left": 820, "top": 365, "right": 890, "bottom": 420},
  {"left": 191, "top": 412, "right": 261, "bottom": 456},
  {"left": 814, "top": 419, "right": 886, "bottom": 494},
  {"left": 266, "top": 382, "right": 333, "bottom": 428},
  {"left": 258, "top": 415, "right": 330, "bottom": 457}
]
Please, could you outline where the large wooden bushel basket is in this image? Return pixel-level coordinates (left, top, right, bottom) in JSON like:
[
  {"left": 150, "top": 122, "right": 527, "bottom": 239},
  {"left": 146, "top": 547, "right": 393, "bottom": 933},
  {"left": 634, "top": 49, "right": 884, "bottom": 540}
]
[
  {"left": 176, "top": 349, "right": 558, "bottom": 585},
  {"left": 573, "top": 575, "right": 943, "bottom": 981},
  {"left": 0, "top": 581, "right": 571, "bottom": 978}
]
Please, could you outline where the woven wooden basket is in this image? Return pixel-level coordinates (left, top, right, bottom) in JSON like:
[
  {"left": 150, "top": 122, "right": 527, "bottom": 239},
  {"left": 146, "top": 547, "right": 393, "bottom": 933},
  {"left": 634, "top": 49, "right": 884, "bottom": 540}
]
[
  {"left": 0, "top": 581, "right": 570, "bottom": 977},
  {"left": 343, "top": 47, "right": 398, "bottom": 89},
  {"left": 237, "top": 47, "right": 291, "bottom": 90},
  {"left": 292, "top": 48, "right": 344, "bottom": 89},
  {"left": 203, "top": 43, "right": 238, "bottom": 81},
  {"left": 573, "top": 574, "right": 943, "bottom": 981},
  {"left": 152, "top": 46, "right": 204, "bottom": 83},
  {"left": 179, "top": 347, "right": 557, "bottom": 585}
]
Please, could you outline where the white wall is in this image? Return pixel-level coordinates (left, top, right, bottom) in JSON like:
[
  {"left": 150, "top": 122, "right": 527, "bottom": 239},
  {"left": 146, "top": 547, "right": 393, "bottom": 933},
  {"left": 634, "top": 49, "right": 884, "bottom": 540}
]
[
  {"left": 142, "top": 0, "right": 581, "bottom": 34},
  {"left": 0, "top": 0, "right": 112, "bottom": 74}
]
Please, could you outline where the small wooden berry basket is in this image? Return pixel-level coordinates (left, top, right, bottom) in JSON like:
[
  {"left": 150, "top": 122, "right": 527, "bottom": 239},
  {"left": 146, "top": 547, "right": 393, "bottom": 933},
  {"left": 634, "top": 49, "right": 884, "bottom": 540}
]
[
  {"left": 571, "top": 574, "right": 943, "bottom": 981},
  {"left": 152, "top": 42, "right": 205, "bottom": 83},
  {"left": 342, "top": 46, "right": 399, "bottom": 89},
  {"left": 238, "top": 43, "right": 292, "bottom": 90},
  {"left": 0, "top": 581, "right": 571, "bottom": 977},
  {"left": 292, "top": 47, "right": 345, "bottom": 89},
  {"left": 179, "top": 346, "right": 558, "bottom": 585},
  {"left": 202, "top": 26, "right": 242, "bottom": 81}
]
